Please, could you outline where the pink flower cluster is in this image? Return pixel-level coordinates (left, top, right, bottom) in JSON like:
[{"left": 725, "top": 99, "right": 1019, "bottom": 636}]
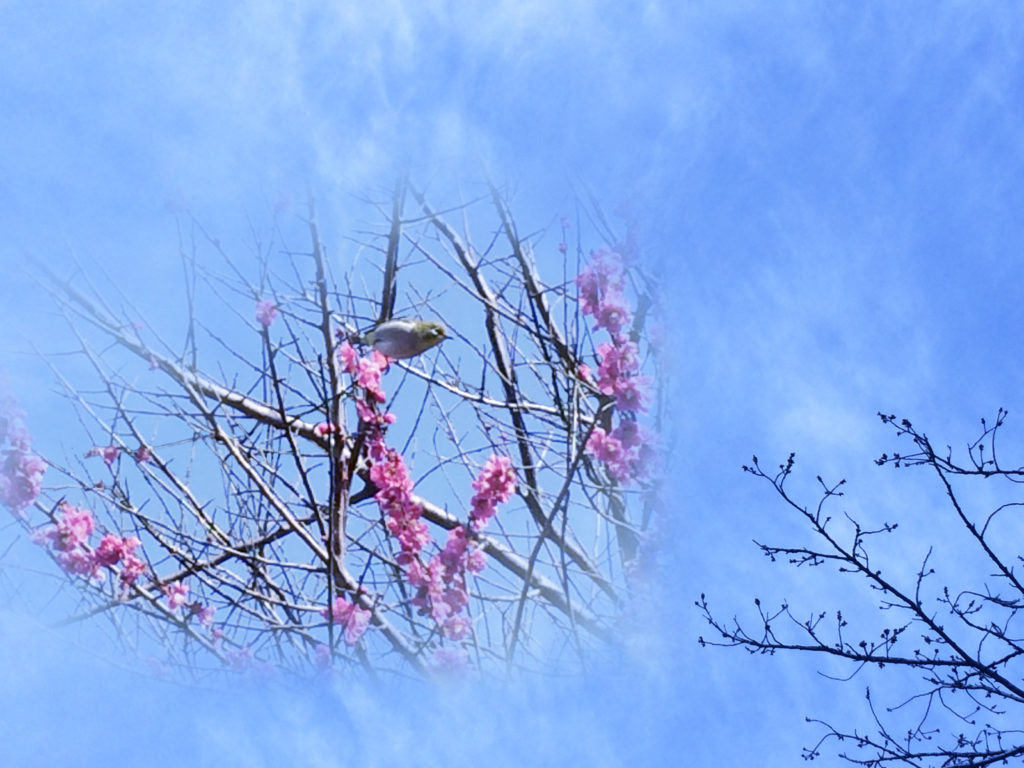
[
  {"left": 85, "top": 445, "right": 121, "bottom": 467},
  {"left": 255, "top": 299, "right": 278, "bottom": 328},
  {"left": 336, "top": 341, "right": 516, "bottom": 647},
  {"left": 406, "top": 529, "right": 476, "bottom": 640},
  {"left": 587, "top": 420, "right": 656, "bottom": 484},
  {"left": 31, "top": 502, "right": 146, "bottom": 593},
  {"left": 594, "top": 340, "right": 652, "bottom": 413},
  {"left": 158, "top": 579, "right": 215, "bottom": 626},
  {"left": 337, "top": 341, "right": 395, "bottom": 426},
  {"left": 320, "top": 595, "right": 372, "bottom": 646},
  {"left": 159, "top": 581, "right": 216, "bottom": 630},
  {"left": 0, "top": 396, "right": 46, "bottom": 518},
  {"left": 163, "top": 580, "right": 190, "bottom": 610},
  {"left": 369, "top": 436, "right": 430, "bottom": 559},
  {"left": 86, "top": 443, "right": 153, "bottom": 466},
  {"left": 406, "top": 455, "right": 516, "bottom": 640},
  {"left": 576, "top": 248, "right": 656, "bottom": 484},
  {"left": 192, "top": 602, "right": 216, "bottom": 627},
  {"left": 577, "top": 248, "right": 633, "bottom": 336},
  {"left": 469, "top": 454, "right": 517, "bottom": 531}
]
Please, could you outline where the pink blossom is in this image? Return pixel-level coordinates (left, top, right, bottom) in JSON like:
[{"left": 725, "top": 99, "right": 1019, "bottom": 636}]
[
  {"left": 575, "top": 248, "right": 658, "bottom": 485},
  {"left": 386, "top": 514, "right": 431, "bottom": 554},
  {"left": 595, "top": 341, "right": 639, "bottom": 391},
  {"left": 442, "top": 586, "right": 468, "bottom": 615},
  {"left": 593, "top": 291, "right": 631, "bottom": 335},
  {"left": 586, "top": 428, "right": 632, "bottom": 483},
  {"left": 255, "top": 299, "right": 278, "bottom": 328},
  {"left": 0, "top": 449, "right": 45, "bottom": 516},
  {"left": 405, "top": 456, "right": 517, "bottom": 642},
  {"left": 343, "top": 606, "right": 371, "bottom": 646},
  {"left": 164, "top": 581, "right": 190, "bottom": 611},
  {"left": 56, "top": 549, "right": 99, "bottom": 578},
  {"left": 354, "top": 352, "right": 389, "bottom": 402},
  {"left": 339, "top": 346, "right": 396, "bottom": 426},
  {"left": 406, "top": 558, "right": 430, "bottom": 588},
  {"left": 469, "top": 454, "right": 516, "bottom": 531},
  {"left": 28, "top": 526, "right": 51, "bottom": 547},
  {"left": 336, "top": 341, "right": 359, "bottom": 374},
  {"left": 93, "top": 533, "right": 137, "bottom": 566},
  {"left": 441, "top": 614, "right": 472, "bottom": 640},
  {"left": 118, "top": 552, "right": 147, "bottom": 591},
  {"left": 593, "top": 339, "right": 650, "bottom": 413},
  {"left": 472, "top": 454, "right": 517, "bottom": 502},
  {"left": 190, "top": 603, "right": 216, "bottom": 627},
  {"left": 369, "top": 438, "right": 429, "bottom": 557},
  {"left": 320, "top": 595, "right": 371, "bottom": 646},
  {"left": 320, "top": 595, "right": 354, "bottom": 624},
  {"left": 85, "top": 445, "right": 120, "bottom": 467},
  {"left": 36, "top": 503, "right": 95, "bottom": 552},
  {"left": 612, "top": 376, "right": 651, "bottom": 413},
  {"left": 355, "top": 398, "right": 395, "bottom": 426},
  {"left": 428, "top": 594, "right": 453, "bottom": 624},
  {"left": 469, "top": 497, "right": 495, "bottom": 530},
  {"left": 576, "top": 248, "right": 625, "bottom": 319},
  {"left": 611, "top": 419, "right": 645, "bottom": 449},
  {"left": 135, "top": 445, "right": 152, "bottom": 463},
  {"left": 338, "top": 342, "right": 389, "bottom": 402},
  {"left": 466, "top": 548, "right": 487, "bottom": 573},
  {"left": 30, "top": 504, "right": 120, "bottom": 579},
  {"left": 408, "top": 558, "right": 443, "bottom": 599},
  {"left": 439, "top": 526, "right": 469, "bottom": 571},
  {"left": 0, "top": 397, "right": 32, "bottom": 449},
  {"left": 369, "top": 448, "right": 414, "bottom": 493},
  {"left": 313, "top": 422, "right": 339, "bottom": 437},
  {"left": 341, "top": 342, "right": 502, "bottom": 646},
  {"left": 365, "top": 436, "right": 388, "bottom": 463}
]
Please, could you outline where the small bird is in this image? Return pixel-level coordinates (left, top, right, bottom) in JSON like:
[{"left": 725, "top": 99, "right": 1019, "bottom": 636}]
[{"left": 363, "top": 319, "right": 447, "bottom": 359}]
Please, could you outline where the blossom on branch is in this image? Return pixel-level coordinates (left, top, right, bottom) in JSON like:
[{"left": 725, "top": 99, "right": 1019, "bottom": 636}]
[
  {"left": 0, "top": 396, "right": 46, "bottom": 517},
  {"left": 33, "top": 502, "right": 95, "bottom": 553},
  {"left": 31, "top": 503, "right": 99, "bottom": 578},
  {"left": 93, "top": 533, "right": 140, "bottom": 567},
  {"left": 469, "top": 453, "right": 516, "bottom": 531},
  {"left": 85, "top": 445, "right": 121, "bottom": 467},
  {"left": 577, "top": 248, "right": 657, "bottom": 484},
  {"left": 409, "top": 455, "right": 517, "bottom": 642},
  {"left": 255, "top": 299, "right": 278, "bottom": 328},
  {"left": 320, "top": 595, "right": 371, "bottom": 646},
  {"left": 189, "top": 602, "right": 216, "bottom": 627},
  {"left": 163, "top": 581, "right": 190, "bottom": 611},
  {"left": 576, "top": 248, "right": 627, "bottom": 325}
]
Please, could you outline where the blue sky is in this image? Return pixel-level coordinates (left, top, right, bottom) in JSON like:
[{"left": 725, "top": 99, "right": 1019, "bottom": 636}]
[{"left": 2, "top": 2, "right": 1024, "bottom": 766}]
